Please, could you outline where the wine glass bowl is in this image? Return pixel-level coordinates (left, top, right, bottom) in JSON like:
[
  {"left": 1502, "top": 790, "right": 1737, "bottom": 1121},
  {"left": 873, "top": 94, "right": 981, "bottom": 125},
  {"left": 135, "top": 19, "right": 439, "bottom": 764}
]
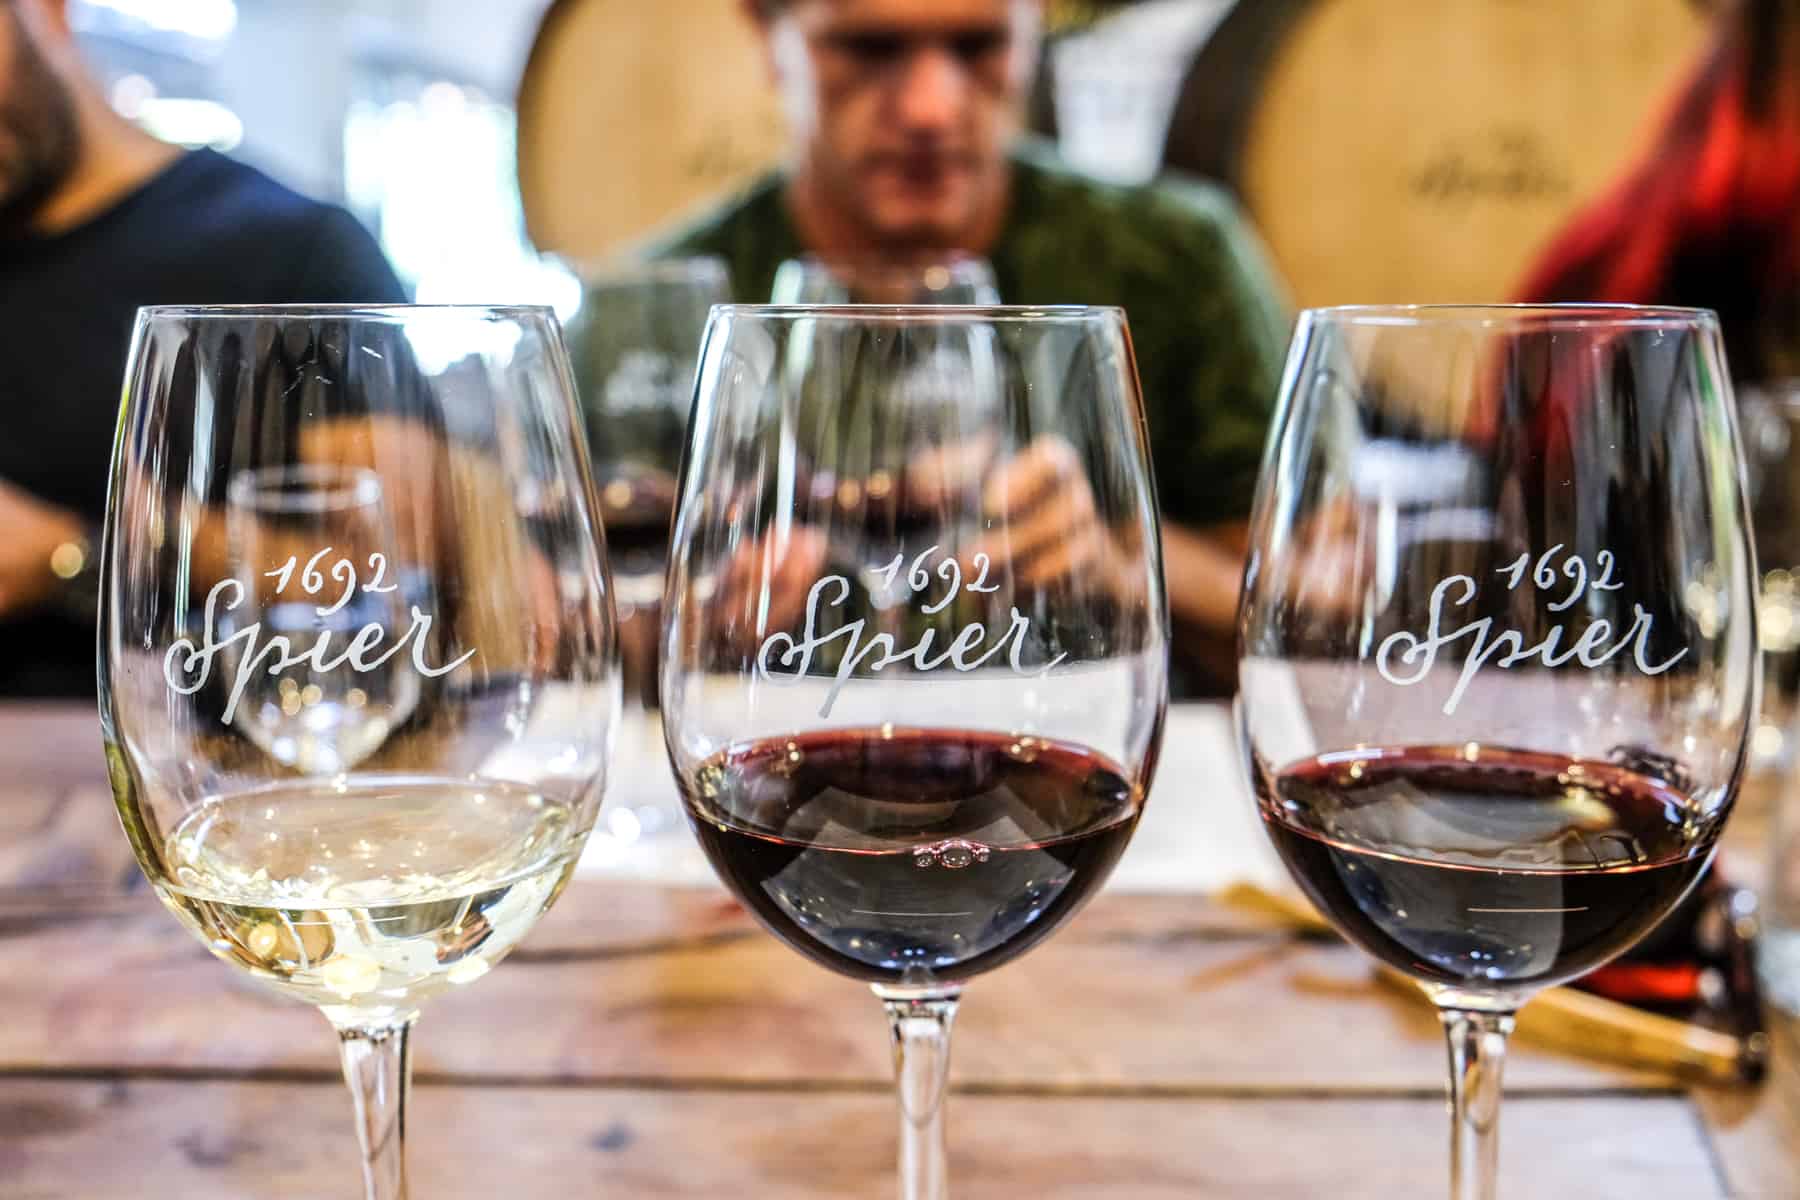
[
  {"left": 1255, "top": 743, "right": 1718, "bottom": 1000},
  {"left": 1237, "top": 304, "right": 1757, "bottom": 1197},
  {"left": 156, "top": 773, "right": 582, "bottom": 1008},
  {"left": 681, "top": 722, "right": 1143, "bottom": 988},
  {"left": 101, "top": 304, "right": 618, "bottom": 1200}
]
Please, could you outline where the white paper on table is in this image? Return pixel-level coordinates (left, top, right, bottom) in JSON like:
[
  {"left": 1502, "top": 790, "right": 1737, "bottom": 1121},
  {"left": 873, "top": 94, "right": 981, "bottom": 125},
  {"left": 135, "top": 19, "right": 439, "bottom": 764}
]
[{"left": 1111, "top": 704, "right": 1291, "bottom": 894}]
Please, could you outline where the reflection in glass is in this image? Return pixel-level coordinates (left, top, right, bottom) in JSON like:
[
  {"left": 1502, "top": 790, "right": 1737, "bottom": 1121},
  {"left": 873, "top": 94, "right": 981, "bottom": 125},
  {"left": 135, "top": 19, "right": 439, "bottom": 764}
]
[{"left": 221, "top": 464, "right": 421, "bottom": 773}]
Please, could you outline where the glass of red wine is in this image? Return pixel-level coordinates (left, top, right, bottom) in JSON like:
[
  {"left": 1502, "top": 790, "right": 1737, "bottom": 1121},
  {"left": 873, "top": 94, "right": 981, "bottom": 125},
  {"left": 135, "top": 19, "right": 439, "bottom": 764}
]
[
  {"left": 1237, "top": 305, "right": 1759, "bottom": 1198},
  {"left": 662, "top": 305, "right": 1168, "bottom": 1199}
]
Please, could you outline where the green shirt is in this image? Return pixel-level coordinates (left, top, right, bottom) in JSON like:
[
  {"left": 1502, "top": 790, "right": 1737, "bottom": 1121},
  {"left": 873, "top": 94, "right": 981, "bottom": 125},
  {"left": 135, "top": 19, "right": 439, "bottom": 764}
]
[{"left": 647, "top": 140, "right": 1291, "bottom": 528}]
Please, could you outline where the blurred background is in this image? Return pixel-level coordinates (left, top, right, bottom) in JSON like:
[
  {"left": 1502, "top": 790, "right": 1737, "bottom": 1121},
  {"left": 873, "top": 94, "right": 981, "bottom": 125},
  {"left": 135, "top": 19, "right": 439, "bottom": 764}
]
[
  {"left": 24, "top": 0, "right": 1774, "bottom": 778},
  {"left": 68, "top": 0, "right": 1720, "bottom": 311},
  {"left": 66, "top": 0, "right": 570, "bottom": 309}
]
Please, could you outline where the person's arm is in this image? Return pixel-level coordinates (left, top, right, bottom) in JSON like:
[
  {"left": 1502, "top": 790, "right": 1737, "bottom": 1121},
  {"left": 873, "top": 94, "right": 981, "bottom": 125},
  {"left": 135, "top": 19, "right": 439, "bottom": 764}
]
[
  {"left": 1158, "top": 518, "right": 1249, "bottom": 688},
  {"left": 0, "top": 480, "right": 92, "bottom": 619},
  {"left": 1144, "top": 180, "right": 1293, "bottom": 689},
  {"left": 1163, "top": 519, "right": 1248, "bottom": 634}
]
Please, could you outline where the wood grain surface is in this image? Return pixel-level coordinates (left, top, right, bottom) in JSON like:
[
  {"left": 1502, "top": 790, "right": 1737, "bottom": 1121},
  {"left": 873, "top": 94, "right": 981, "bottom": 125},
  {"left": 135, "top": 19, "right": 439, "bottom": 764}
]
[{"left": 3, "top": 703, "right": 1791, "bottom": 1197}]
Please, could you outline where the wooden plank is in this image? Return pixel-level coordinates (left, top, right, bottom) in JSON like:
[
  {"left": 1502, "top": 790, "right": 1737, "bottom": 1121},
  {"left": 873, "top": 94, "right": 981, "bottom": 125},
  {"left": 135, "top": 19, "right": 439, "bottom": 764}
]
[
  {"left": 0, "top": 1078, "right": 1727, "bottom": 1199},
  {"left": 0, "top": 786, "right": 60, "bottom": 845},
  {"left": 0, "top": 884, "right": 1666, "bottom": 1093},
  {"left": 0, "top": 704, "right": 103, "bottom": 792},
  {"left": 1692, "top": 1015, "right": 1800, "bottom": 1199},
  {"left": 0, "top": 704, "right": 132, "bottom": 907},
  {"left": 0, "top": 786, "right": 142, "bottom": 907}
]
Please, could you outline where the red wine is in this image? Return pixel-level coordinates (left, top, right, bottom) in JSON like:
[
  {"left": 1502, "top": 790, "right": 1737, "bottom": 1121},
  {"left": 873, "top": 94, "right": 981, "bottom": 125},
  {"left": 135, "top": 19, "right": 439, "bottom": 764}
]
[
  {"left": 595, "top": 467, "right": 675, "bottom": 568},
  {"left": 681, "top": 728, "right": 1141, "bottom": 986},
  {"left": 1258, "top": 745, "right": 1718, "bottom": 993}
]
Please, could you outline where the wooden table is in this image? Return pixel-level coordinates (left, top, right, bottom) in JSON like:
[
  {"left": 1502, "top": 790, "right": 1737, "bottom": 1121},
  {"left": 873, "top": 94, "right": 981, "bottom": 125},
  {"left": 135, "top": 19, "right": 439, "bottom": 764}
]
[{"left": 2, "top": 702, "right": 1796, "bottom": 1198}]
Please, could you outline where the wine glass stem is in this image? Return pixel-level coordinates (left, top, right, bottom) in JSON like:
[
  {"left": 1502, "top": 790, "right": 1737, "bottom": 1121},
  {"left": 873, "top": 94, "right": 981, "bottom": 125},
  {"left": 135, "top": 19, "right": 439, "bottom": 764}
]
[
  {"left": 875, "top": 987, "right": 961, "bottom": 1200},
  {"left": 334, "top": 1014, "right": 417, "bottom": 1200},
  {"left": 1440, "top": 1007, "right": 1515, "bottom": 1200}
]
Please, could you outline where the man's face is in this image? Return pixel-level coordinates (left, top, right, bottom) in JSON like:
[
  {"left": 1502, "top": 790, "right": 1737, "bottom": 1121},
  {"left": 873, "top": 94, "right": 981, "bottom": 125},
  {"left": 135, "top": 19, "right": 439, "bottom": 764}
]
[
  {"left": 771, "top": 0, "right": 1038, "bottom": 249},
  {"left": 0, "top": 2, "right": 79, "bottom": 234}
]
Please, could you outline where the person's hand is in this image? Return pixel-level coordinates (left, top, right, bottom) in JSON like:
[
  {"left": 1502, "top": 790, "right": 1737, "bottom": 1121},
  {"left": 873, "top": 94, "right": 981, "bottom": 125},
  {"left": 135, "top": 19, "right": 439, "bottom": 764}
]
[
  {"left": 965, "top": 435, "right": 1142, "bottom": 592},
  {"left": 297, "top": 415, "right": 448, "bottom": 568},
  {"left": 253, "top": 417, "right": 564, "bottom": 673},
  {"left": 707, "top": 525, "right": 832, "bottom": 656},
  {"left": 1286, "top": 494, "right": 1371, "bottom": 621},
  {"left": 0, "top": 480, "right": 85, "bottom": 619},
  {"left": 901, "top": 431, "right": 999, "bottom": 510}
]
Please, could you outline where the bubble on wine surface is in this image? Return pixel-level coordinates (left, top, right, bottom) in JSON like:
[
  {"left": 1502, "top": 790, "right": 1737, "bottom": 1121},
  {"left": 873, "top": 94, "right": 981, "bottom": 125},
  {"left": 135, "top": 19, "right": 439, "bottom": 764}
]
[{"left": 912, "top": 839, "right": 992, "bottom": 870}]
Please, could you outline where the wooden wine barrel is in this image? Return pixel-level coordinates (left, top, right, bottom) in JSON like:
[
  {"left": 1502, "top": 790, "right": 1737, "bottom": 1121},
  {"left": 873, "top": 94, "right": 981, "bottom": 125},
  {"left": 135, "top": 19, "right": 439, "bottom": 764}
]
[
  {"left": 515, "top": 0, "right": 788, "bottom": 266},
  {"left": 1163, "top": 0, "right": 1713, "bottom": 307}
]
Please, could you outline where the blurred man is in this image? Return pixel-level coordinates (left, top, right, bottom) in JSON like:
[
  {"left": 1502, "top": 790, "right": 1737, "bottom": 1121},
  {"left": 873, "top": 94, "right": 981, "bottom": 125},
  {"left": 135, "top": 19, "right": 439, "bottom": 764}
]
[
  {"left": 0, "top": 0, "right": 405, "bottom": 696},
  {"left": 655, "top": 0, "right": 1290, "bottom": 692}
]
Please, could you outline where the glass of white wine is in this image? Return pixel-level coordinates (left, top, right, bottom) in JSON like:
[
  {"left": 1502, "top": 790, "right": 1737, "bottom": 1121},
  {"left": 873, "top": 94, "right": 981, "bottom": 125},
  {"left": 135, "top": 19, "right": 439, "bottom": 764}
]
[{"left": 100, "top": 305, "right": 619, "bottom": 1200}]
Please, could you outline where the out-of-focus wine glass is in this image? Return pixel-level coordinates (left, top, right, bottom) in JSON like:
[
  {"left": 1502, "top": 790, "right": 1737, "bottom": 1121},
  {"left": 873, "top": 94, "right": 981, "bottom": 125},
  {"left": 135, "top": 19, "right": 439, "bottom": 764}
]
[
  {"left": 563, "top": 256, "right": 729, "bottom": 582},
  {"left": 770, "top": 255, "right": 1000, "bottom": 305},
  {"left": 1738, "top": 379, "right": 1800, "bottom": 1011},
  {"left": 1737, "top": 381, "right": 1800, "bottom": 774},
  {"left": 101, "top": 305, "right": 619, "bottom": 1200},
  {"left": 563, "top": 258, "right": 730, "bottom": 857},
  {"left": 662, "top": 305, "right": 1167, "bottom": 1200},
  {"left": 1237, "top": 305, "right": 1757, "bottom": 1199},
  {"left": 221, "top": 464, "right": 421, "bottom": 774}
]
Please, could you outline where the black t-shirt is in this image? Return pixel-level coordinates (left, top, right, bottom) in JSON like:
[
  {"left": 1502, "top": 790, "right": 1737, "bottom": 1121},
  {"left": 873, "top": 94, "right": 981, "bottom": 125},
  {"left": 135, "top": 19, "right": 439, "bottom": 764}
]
[{"left": 0, "top": 149, "right": 406, "bottom": 697}]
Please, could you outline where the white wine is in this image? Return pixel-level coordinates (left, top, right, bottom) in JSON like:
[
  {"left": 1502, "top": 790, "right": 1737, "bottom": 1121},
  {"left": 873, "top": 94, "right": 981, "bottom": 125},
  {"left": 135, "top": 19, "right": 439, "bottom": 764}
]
[{"left": 157, "top": 778, "right": 583, "bottom": 1017}]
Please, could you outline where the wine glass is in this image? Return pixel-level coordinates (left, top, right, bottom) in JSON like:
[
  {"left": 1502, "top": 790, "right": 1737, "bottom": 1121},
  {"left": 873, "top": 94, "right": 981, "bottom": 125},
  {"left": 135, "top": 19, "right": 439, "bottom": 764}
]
[
  {"left": 563, "top": 257, "right": 731, "bottom": 854},
  {"left": 1737, "top": 380, "right": 1800, "bottom": 1011},
  {"left": 100, "top": 305, "right": 619, "bottom": 1200},
  {"left": 1736, "top": 380, "right": 1800, "bottom": 775},
  {"left": 221, "top": 464, "right": 421, "bottom": 774},
  {"left": 770, "top": 256, "right": 1001, "bottom": 305},
  {"left": 563, "top": 256, "right": 730, "bottom": 581},
  {"left": 662, "top": 305, "right": 1167, "bottom": 1199},
  {"left": 1236, "top": 305, "right": 1757, "bottom": 1199}
]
